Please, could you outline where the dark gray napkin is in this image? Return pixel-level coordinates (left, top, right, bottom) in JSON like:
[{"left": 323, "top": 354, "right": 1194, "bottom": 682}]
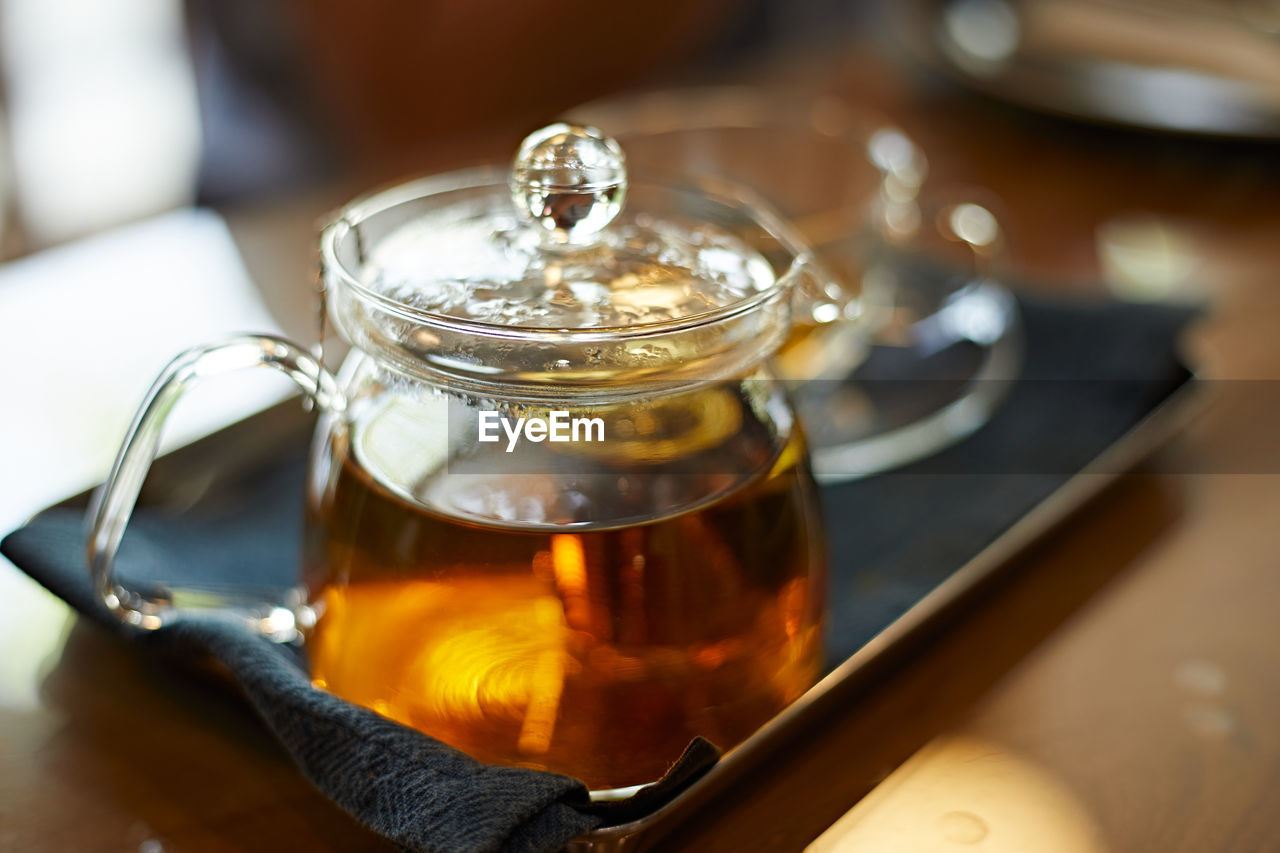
[
  {"left": 1, "top": 296, "right": 1195, "bottom": 853},
  {"left": 0, "top": 506, "right": 720, "bottom": 853}
]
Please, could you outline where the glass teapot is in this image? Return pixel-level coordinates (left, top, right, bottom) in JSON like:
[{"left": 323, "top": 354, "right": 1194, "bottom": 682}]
[{"left": 88, "top": 125, "right": 828, "bottom": 792}]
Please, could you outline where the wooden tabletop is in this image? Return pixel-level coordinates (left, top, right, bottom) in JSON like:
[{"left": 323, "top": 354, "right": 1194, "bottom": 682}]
[{"left": 4, "top": 40, "right": 1280, "bottom": 852}]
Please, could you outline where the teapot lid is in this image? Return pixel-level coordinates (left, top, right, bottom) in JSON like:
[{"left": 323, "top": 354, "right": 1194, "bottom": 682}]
[{"left": 355, "top": 124, "right": 776, "bottom": 330}]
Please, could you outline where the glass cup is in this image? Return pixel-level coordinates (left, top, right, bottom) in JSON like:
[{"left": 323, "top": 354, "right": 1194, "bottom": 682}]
[
  {"left": 87, "top": 125, "right": 829, "bottom": 793},
  {"left": 569, "top": 87, "right": 1022, "bottom": 481}
]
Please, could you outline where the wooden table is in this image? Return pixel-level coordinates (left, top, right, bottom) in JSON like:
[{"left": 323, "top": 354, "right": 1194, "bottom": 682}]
[{"left": 4, "top": 41, "right": 1280, "bottom": 852}]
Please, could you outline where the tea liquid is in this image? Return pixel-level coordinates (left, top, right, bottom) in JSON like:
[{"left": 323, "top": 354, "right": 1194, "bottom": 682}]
[{"left": 304, "top": 421, "right": 825, "bottom": 790}]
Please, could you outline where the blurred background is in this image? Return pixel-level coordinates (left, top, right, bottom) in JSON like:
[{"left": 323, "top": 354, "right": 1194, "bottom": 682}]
[
  {"left": 0, "top": 0, "right": 1276, "bottom": 276},
  {"left": 0, "top": 0, "right": 867, "bottom": 253},
  {"left": 4, "top": 6, "right": 1280, "bottom": 851},
  {"left": 2, "top": 0, "right": 1279, "bottom": 717}
]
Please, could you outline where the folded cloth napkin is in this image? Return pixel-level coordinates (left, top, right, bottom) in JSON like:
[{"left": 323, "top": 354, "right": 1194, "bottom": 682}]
[
  {"left": 1, "top": 296, "right": 1196, "bottom": 852},
  {"left": 1, "top": 505, "right": 721, "bottom": 853}
]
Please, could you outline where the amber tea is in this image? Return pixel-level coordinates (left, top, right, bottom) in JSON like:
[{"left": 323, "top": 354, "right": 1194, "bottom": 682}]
[{"left": 303, "top": 405, "right": 825, "bottom": 791}]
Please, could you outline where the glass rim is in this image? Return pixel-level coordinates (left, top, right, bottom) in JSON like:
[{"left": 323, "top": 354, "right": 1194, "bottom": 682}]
[{"left": 319, "top": 164, "right": 816, "bottom": 346}]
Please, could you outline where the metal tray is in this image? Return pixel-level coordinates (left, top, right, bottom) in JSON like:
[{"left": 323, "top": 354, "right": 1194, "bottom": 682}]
[
  {"left": 47, "top": 348, "right": 1201, "bottom": 852},
  {"left": 572, "top": 364, "right": 1202, "bottom": 849}
]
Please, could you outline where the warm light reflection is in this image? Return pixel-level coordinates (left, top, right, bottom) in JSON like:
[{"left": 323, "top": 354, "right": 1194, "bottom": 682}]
[
  {"left": 808, "top": 737, "right": 1107, "bottom": 852},
  {"left": 947, "top": 203, "right": 1000, "bottom": 252},
  {"left": 1096, "top": 216, "right": 1204, "bottom": 303},
  {"left": 550, "top": 534, "right": 590, "bottom": 632},
  {"left": 311, "top": 577, "right": 570, "bottom": 733},
  {"left": 516, "top": 598, "right": 569, "bottom": 755}
]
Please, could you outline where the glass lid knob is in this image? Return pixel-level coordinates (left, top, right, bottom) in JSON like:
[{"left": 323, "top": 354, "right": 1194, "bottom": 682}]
[{"left": 511, "top": 123, "right": 627, "bottom": 247}]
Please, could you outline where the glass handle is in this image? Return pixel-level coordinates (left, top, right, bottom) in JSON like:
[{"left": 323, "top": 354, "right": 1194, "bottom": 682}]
[{"left": 86, "top": 335, "right": 344, "bottom": 638}]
